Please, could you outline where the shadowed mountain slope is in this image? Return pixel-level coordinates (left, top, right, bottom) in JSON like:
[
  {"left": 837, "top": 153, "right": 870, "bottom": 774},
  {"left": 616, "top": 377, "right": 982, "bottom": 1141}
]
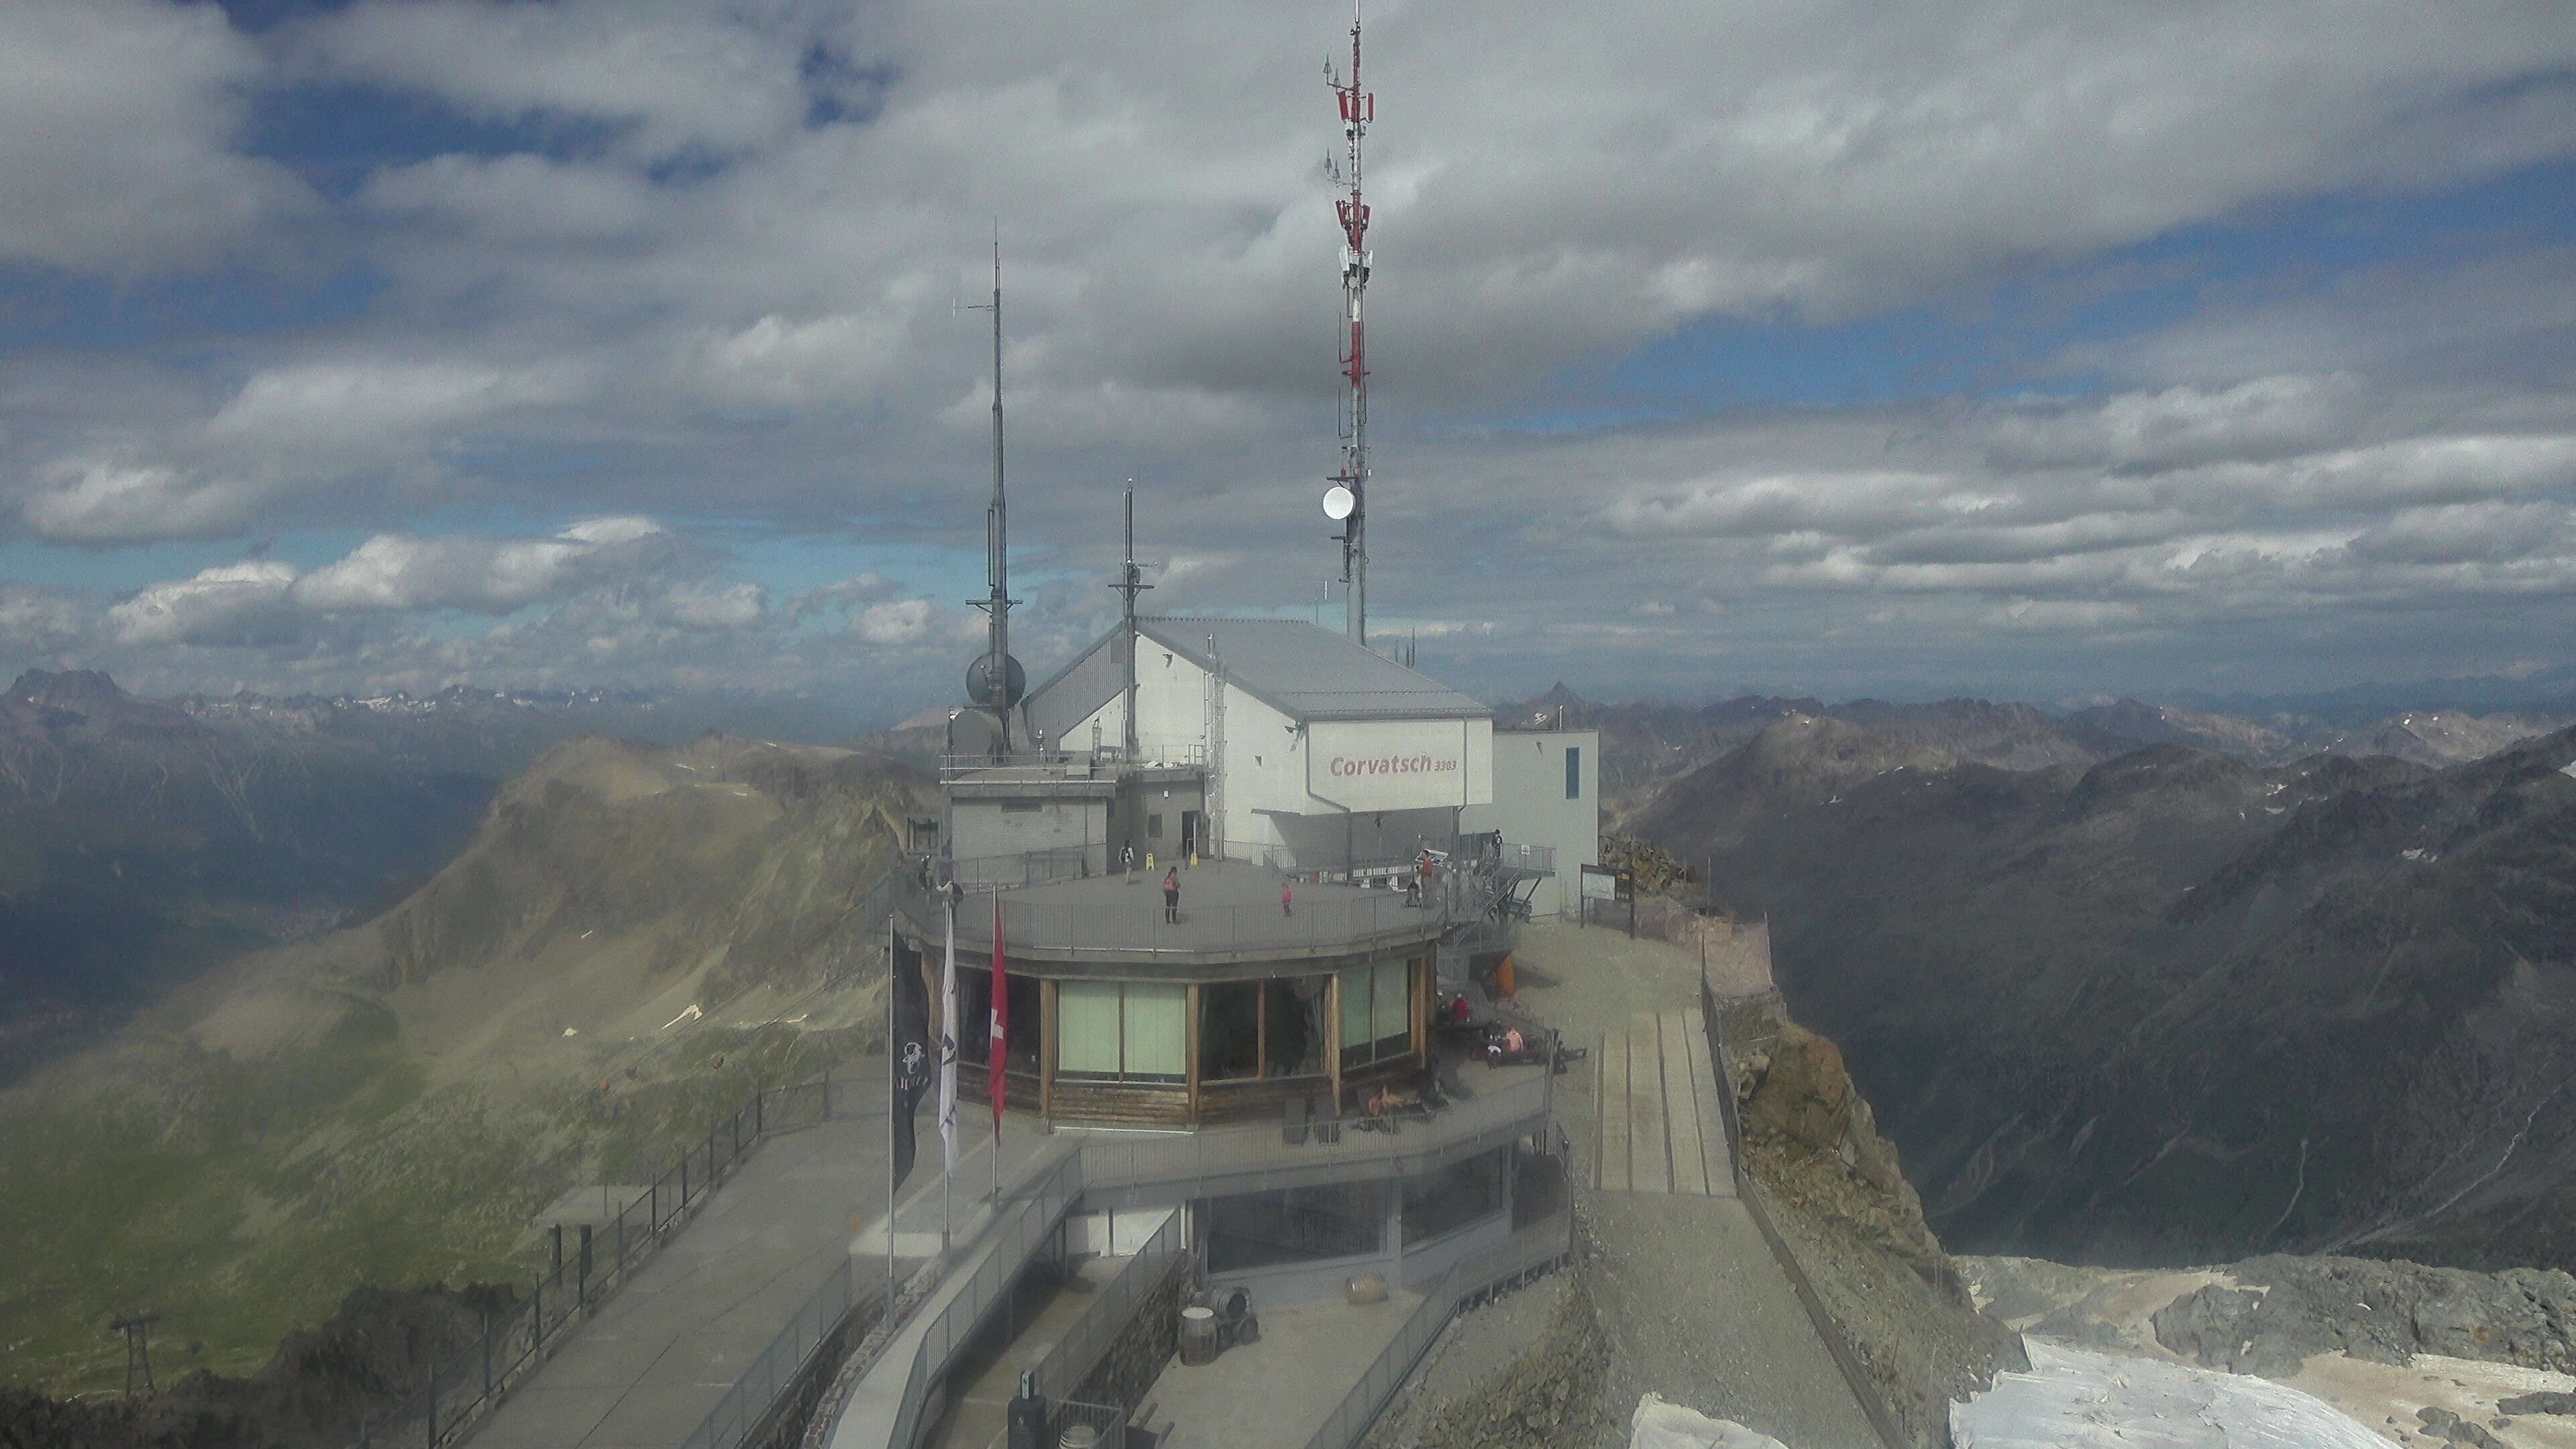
[
  {"left": 1638, "top": 720, "right": 2576, "bottom": 1274},
  {"left": 0, "top": 671, "right": 490, "bottom": 1050}
]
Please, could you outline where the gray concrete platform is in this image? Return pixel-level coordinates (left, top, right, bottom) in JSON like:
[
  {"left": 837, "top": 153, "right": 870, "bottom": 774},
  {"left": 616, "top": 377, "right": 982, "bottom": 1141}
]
[
  {"left": 466, "top": 1067, "right": 893, "bottom": 1449},
  {"left": 1509, "top": 924, "right": 1883, "bottom": 1449},
  {"left": 1139, "top": 1292, "right": 1422, "bottom": 1449}
]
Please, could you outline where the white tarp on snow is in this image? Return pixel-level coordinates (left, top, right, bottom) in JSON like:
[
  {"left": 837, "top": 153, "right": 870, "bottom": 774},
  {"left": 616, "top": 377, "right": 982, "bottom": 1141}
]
[{"left": 1953, "top": 1342, "right": 2385, "bottom": 1448}]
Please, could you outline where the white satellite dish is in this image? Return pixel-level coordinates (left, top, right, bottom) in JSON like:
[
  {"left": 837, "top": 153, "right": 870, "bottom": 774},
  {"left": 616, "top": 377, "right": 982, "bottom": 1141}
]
[{"left": 1322, "top": 484, "right": 1356, "bottom": 521}]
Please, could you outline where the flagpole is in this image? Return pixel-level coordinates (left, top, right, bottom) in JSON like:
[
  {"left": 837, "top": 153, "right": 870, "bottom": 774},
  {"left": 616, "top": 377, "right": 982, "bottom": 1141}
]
[
  {"left": 884, "top": 917, "right": 897, "bottom": 1296},
  {"left": 991, "top": 895, "right": 1006, "bottom": 1203},
  {"left": 941, "top": 894, "right": 957, "bottom": 1253}
]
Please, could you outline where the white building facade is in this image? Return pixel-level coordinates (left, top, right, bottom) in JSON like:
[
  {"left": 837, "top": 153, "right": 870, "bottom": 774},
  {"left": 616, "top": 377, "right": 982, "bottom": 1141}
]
[
  {"left": 1460, "top": 727, "right": 1599, "bottom": 918},
  {"left": 1026, "top": 616, "right": 1495, "bottom": 873}
]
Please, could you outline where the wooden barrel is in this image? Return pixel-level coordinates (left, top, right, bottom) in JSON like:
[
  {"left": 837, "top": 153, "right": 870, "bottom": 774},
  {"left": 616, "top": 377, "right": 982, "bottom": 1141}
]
[{"left": 1178, "top": 1305, "right": 1219, "bottom": 1365}]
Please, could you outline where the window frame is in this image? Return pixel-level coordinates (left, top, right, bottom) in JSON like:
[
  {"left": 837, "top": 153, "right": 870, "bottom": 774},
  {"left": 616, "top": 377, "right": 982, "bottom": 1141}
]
[{"left": 1054, "top": 979, "right": 1187, "bottom": 1085}]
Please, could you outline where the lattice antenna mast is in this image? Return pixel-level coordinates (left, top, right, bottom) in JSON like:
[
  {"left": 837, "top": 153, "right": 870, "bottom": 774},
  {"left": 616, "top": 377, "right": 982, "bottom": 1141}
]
[
  {"left": 959, "top": 229, "right": 1020, "bottom": 753},
  {"left": 1109, "top": 483, "right": 1152, "bottom": 759},
  {"left": 1324, "top": 5, "right": 1374, "bottom": 647}
]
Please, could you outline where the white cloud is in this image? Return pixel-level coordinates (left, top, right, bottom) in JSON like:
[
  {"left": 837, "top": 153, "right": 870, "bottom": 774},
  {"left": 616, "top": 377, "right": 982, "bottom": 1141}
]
[
  {"left": 21, "top": 457, "right": 267, "bottom": 543},
  {"left": 855, "top": 597, "right": 936, "bottom": 645},
  {"left": 205, "top": 360, "right": 580, "bottom": 451},
  {"left": 292, "top": 0, "right": 816, "bottom": 161},
  {"left": 0, "top": 584, "right": 93, "bottom": 656},
  {"left": 7, "top": 0, "right": 2576, "bottom": 702},
  {"left": 0, "top": 2, "right": 315, "bottom": 273},
  {"left": 108, "top": 563, "right": 303, "bottom": 647}
]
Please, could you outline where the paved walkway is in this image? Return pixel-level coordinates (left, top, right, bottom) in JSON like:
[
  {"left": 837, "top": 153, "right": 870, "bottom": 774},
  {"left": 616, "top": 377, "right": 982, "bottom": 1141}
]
[
  {"left": 920, "top": 1254, "right": 1120, "bottom": 1449},
  {"left": 1512, "top": 924, "right": 1883, "bottom": 1449},
  {"left": 470, "top": 1067, "right": 893, "bottom": 1449},
  {"left": 1595, "top": 1009, "right": 1737, "bottom": 1196},
  {"left": 824, "top": 1133, "right": 1077, "bottom": 1449}
]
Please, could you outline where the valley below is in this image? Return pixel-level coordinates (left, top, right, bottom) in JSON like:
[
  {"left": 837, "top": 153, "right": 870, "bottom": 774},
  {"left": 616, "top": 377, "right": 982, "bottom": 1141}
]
[
  {"left": 0, "top": 727, "right": 919, "bottom": 1401},
  {"left": 1614, "top": 697, "right": 2576, "bottom": 1277}
]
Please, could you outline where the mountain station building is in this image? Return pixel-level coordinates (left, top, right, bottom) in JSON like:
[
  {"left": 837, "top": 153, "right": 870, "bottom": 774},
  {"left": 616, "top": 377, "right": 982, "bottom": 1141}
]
[{"left": 904, "top": 615, "right": 1596, "bottom": 1128}]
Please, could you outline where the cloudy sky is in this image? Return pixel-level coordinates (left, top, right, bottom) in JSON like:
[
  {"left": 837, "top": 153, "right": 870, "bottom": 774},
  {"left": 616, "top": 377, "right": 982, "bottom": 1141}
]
[{"left": 3, "top": 0, "right": 2572, "bottom": 722}]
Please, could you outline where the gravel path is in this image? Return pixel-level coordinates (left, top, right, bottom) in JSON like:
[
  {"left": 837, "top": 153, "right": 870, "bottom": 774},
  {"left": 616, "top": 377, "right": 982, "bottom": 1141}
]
[
  {"left": 1586, "top": 1193, "right": 1884, "bottom": 1449},
  {"left": 1430, "top": 920, "right": 1886, "bottom": 1448}
]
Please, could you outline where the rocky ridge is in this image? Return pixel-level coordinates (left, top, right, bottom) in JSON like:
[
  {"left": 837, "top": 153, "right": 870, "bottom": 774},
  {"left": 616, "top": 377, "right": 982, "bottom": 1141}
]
[{"left": 1638, "top": 718, "right": 2576, "bottom": 1272}]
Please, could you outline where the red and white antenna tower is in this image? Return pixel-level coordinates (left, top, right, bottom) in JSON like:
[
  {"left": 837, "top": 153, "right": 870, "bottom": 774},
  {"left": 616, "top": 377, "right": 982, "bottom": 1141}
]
[{"left": 1323, "top": 3, "right": 1375, "bottom": 647}]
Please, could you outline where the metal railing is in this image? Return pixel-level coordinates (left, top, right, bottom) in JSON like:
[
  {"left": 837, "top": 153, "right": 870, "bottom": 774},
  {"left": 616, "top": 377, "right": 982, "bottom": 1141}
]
[
  {"left": 945, "top": 845, "right": 1104, "bottom": 890},
  {"left": 676, "top": 1254, "right": 874, "bottom": 1449},
  {"left": 684, "top": 1059, "right": 1558, "bottom": 1449},
  {"left": 953, "top": 892, "right": 1445, "bottom": 960},
  {"left": 1026, "top": 1206, "right": 1188, "bottom": 1413},
  {"left": 1297, "top": 1144, "right": 1578, "bottom": 1449},
  {"left": 1077, "top": 1065, "right": 1552, "bottom": 1206},
  {"left": 940, "top": 745, "right": 1205, "bottom": 782},
  {"left": 349, "top": 1072, "right": 847, "bottom": 1449},
  {"left": 1053, "top": 1400, "right": 1127, "bottom": 1449},
  {"left": 1699, "top": 965, "right": 1907, "bottom": 1449},
  {"left": 884, "top": 1152, "right": 1089, "bottom": 1449},
  {"left": 940, "top": 750, "right": 1094, "bottom": 781}
]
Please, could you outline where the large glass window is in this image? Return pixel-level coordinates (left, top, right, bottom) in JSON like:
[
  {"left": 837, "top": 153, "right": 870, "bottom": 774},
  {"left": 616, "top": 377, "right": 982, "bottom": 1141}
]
[
  {"left": 1266, "top": 977, "right": 1327, "bottom": 1077},
  {"left": 1058, "top": 981, "right": 1122, "bottom": 1077},
  {"left": 1339, "top": 959, "right": 1417, "bottom": 1071},
  {"left": 1566, "top": 745, "right": 1582, "bottom": 800},
  {"left": 1200, "top": 981, "right": 1260, "bottom": 1081},
  {"left": 1206, "top": 1180, "right": 1387, "bottom": 1272},
  {"left": 1401, "top": 1147, "right": 1507, "bottom": 1246},
  {"left": 1203, "top": 977, "right": 1331, "bottom": 1081},
  {"left": 1055, "top": 980, "right": 1185, "bottom": 1083},
  {"left": 1124, "top": 985, "right": 1187, "bottom": 1079}
]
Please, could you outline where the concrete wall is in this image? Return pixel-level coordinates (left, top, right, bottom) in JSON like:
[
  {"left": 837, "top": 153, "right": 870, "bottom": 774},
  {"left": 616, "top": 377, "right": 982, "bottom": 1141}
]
[
  {"left": 1111, "top": 777, "right": 1206, "bottom": 866},
  {"left": 1462, "top": 729, "right": 1599, "bottom": 918},
  {"left": 1063, "top": 1205, "right": 1179, "bottom": 1258},
  {"left": 951, "top": 794, "right": 1110, "bottom": 871}
]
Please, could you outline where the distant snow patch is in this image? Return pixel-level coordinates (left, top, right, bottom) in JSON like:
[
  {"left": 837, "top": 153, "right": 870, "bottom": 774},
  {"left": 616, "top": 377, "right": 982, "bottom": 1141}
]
[
  {"left": 1953, "top": 1342, "right": 2383, "bottom": 1448},
  {"left": 2561, "top": 759, "right": 2576, "bottom": 779}
]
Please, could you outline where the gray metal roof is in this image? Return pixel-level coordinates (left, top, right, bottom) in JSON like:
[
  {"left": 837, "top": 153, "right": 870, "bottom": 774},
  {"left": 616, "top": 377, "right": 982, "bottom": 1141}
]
[
  {"left": 1024, "top": 629, "right": 1124, "bottom": 747},
  {"left": 1023, "top": 615, "right": 1492, "bottom": 735},
  {"left": 1138, "top": 616, "right": 1489, "bottom": 723}
]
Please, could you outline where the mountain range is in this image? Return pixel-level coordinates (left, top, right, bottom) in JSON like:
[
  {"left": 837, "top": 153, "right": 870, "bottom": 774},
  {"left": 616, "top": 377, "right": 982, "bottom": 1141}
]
[
  {"left": 0, "top": 669, "right": 885, "bottom": 1076},
  {"left": 1630, "top": 710, "right": 2576, "bottom": 1274},
  {"left": 1500, "top": 683, "right": 2575, "bottom": 827},
  {"left": 0, "top": 671, "right": 490, "bottom": 1059}
]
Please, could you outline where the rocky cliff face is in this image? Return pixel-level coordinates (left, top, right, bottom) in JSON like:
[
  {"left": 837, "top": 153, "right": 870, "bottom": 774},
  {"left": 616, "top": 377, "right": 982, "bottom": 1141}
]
[
  {"left": 1725, "top": 1000, "right": 2028, "bottom": 1446},
  {"left": 1641, "top": 719, "right": 2576, "bottom": 1274}
]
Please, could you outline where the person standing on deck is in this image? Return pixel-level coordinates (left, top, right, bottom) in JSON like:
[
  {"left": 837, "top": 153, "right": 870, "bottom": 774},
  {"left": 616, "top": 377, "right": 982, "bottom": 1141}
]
[
  {"left": 1282, "top": 879, "right": 1294, "bottom": 916},
  {"left": 1163, "top": 867, "right": 1181, "bottom": 924}
]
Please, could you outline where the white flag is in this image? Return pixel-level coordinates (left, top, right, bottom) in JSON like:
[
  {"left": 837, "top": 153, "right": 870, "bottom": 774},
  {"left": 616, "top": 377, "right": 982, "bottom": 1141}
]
[{"left": 938, "top": 894, "right": 959, "bottom": 1174}]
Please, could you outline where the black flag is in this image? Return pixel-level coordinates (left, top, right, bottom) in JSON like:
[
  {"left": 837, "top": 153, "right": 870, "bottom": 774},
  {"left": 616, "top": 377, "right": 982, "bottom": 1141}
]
[{"left": 890, "top": 933, "right": 932, "bottom": 1191}]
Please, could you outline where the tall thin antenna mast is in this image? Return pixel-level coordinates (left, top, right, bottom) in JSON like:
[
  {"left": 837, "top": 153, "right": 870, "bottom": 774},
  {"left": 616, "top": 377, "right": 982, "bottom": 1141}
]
[
  {"left": 1324, "top": 3, "right": 1374, "bottom": 647},
  {"left": 1110, "top": 482, "right": 1151, "bottom": 759},
  {"left": 961, "top": 228, "right": 1020, "bottom": 751}
]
